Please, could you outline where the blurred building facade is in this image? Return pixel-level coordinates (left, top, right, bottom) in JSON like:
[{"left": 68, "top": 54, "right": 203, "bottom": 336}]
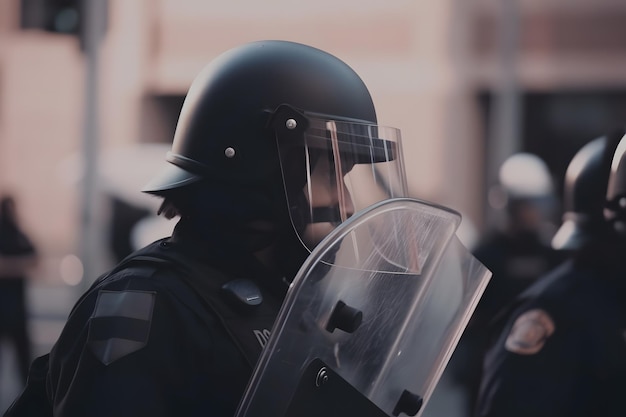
[{"left": 0, "top": 0, "right": 626, "bottom": 405}]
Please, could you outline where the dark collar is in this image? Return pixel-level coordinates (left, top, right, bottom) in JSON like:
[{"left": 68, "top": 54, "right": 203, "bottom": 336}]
[{"left": 167, "top": 222, "right": 290, "bottom": 299}]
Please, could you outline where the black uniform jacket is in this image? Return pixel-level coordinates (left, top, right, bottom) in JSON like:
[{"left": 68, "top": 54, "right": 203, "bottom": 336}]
[
  {"left": 10, "top": 232, "right": 285, "bottom": 417},
  {"left": 475, "top": 259, "right": 626, "bottom": 417}
]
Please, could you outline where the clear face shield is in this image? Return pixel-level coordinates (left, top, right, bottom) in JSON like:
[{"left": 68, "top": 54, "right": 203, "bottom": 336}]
[{"left": 269, "top": 104, "right": 409, "bottom": 251}]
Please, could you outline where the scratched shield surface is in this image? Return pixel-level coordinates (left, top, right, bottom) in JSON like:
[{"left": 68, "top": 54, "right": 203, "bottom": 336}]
[{"left": 236, "top": 198, "right": 492, "bottom": 417}]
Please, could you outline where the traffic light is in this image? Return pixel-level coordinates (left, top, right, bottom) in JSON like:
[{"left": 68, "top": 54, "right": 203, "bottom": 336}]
[
  {"left": 21, "top": 0, "right": 82, "bottom": 36},
  {"left": 21, "top": 0, "right": 108, "bottom": 52}
]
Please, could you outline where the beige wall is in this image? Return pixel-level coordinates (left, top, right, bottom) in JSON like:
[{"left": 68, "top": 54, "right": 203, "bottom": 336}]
[{"left": 0, "top": 33, "right": 84, "bottom": 252}]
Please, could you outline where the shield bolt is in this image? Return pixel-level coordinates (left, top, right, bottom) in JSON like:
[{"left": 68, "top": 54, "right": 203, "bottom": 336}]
[
  {"left": 224, "top": 147, "right": 236, "bottom": 158},
  {"left": 286, "top": 118, "right": 297, "bottom": 130},
  {"left": 315, "top": 367, "right": 329, "bottom": 387}
]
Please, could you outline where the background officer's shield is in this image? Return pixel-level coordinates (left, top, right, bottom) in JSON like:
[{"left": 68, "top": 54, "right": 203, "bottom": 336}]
[{"left": 236, "top": 198, "right": 492, "bottom": 417}]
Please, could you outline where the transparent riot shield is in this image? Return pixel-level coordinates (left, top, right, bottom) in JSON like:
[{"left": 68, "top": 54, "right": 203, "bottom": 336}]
[{"left": 235, "top": 198, "right": 492, "bottom": 417}]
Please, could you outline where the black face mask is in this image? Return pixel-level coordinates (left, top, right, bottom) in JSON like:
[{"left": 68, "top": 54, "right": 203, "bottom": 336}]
[{"left": 170, "top": 179, "right": 310, "bottom": 288}]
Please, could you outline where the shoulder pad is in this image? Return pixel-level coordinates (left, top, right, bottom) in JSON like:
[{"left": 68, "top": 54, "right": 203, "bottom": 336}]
[{"left": 88, "top": 290, "right": 156, "bottom": 365}]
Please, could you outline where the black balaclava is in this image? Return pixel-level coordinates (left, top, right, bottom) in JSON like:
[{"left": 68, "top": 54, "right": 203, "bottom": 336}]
[{"left": 170, "top": 175, "right": 311, "bottom": 297}]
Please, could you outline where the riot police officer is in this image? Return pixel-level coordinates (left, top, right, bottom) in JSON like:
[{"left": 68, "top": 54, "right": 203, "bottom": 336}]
[
  {"left": 5, "top": 40, "right": 409, "bottom": 416},
  {"left": 474, "top": 128, "right": 626, "bottom": 417}
]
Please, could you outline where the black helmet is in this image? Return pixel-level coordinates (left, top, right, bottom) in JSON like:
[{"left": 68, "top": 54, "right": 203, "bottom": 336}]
[
  {"left": 551, "top": 130, "right": 623, "bottom": 250},
  {"left": 603, "top": 129, "right": 626, "bottom": 235},
  {"left": 143, "top": 40, "right": 408, "bottom": 252},
  {"left": 490, "top": 152, "right": 556, "bottom": 230}
]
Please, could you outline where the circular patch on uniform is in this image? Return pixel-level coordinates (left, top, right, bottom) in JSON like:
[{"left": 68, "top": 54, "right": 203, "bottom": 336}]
[{"left": 504, "top": 308, "right": 555, "bottom": 355}]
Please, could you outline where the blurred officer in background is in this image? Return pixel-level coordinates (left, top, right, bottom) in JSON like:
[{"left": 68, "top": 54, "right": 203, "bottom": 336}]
[
  {"left": 0, "top": 194, "right": 38, "bottom": 389},
  {"left": 5, "top": 40, "right": 409, "bottom": 417},
  {"left": 474, "top": 152, "right": 560, "bottom": 324},
  {"left": 474, "top": 128, "right": 626, "bottom": 417},
  {"left": 442, "top": 153, "right": 561, "bottom": 413}
]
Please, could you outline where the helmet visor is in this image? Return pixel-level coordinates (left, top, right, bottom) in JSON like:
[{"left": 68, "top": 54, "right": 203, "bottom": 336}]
[{"left": 271, "top": 105, "right": 408, "bottom": 252}]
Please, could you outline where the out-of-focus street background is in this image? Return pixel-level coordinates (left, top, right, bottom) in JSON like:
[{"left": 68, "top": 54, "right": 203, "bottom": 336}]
[{"left": 1, "top": 0, "right": 626, "bottom": 414}]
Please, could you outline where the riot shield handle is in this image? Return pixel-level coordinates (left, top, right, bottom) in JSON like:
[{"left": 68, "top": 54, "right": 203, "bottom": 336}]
[
  {"left": 325, "top": 300, "right": 363, "bottom": 333},
  {"left": 392, "top": 389, "right": 423, "bottom": 416}
]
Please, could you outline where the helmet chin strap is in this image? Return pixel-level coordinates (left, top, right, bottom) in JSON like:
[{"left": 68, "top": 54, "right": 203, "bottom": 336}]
[
  {"left": 289, "top": 191, "right": 342, "bottom": 228},
  {"left": 310, "top": 206, "right": 342, "bottom": 225}
]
